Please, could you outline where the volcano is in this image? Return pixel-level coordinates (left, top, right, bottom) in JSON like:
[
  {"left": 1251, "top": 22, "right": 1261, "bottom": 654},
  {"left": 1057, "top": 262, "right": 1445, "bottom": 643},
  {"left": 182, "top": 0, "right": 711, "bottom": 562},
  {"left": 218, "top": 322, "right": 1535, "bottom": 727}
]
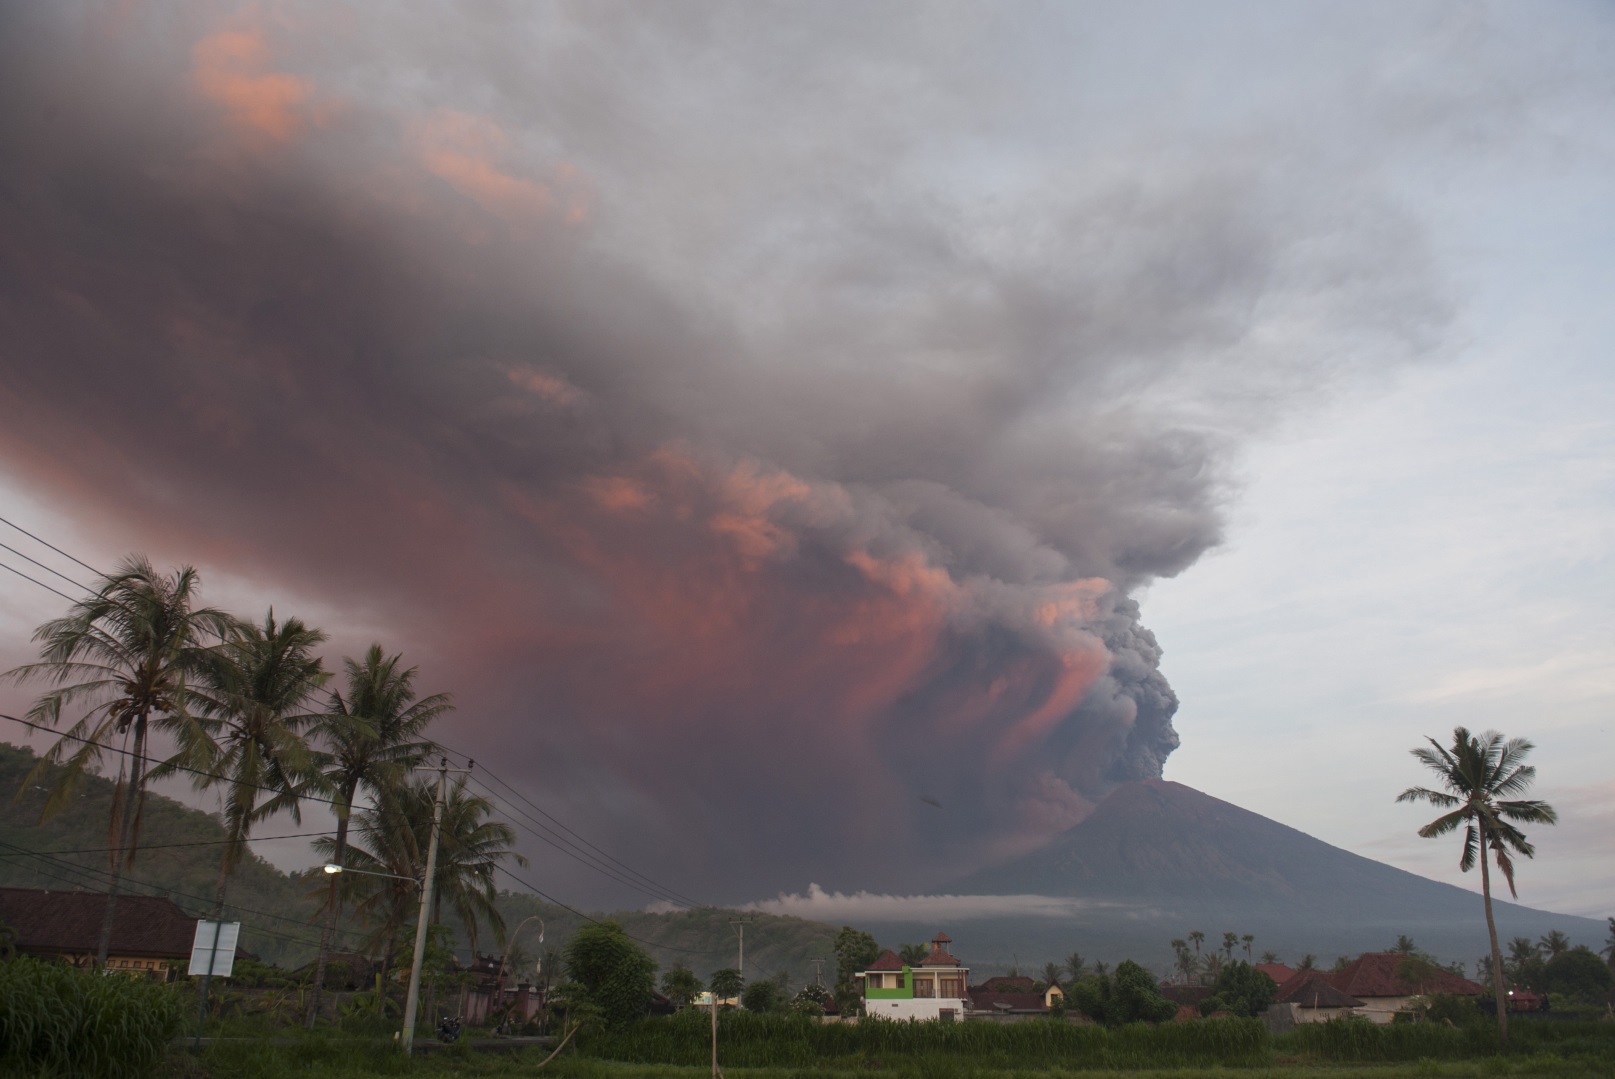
[{"left": 904, "top": 780, "right": 1605, "bottom": 969}]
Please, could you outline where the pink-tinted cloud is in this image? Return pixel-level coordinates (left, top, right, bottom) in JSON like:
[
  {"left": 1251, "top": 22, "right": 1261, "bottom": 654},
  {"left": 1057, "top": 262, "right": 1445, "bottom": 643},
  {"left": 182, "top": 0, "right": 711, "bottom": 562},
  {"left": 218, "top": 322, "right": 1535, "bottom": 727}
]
[
  {"left": 191, "top": 27, "right": 320, "bottom": 142},
  {"left": 411, "top": 110, "right": 592, "bottom": 226}
]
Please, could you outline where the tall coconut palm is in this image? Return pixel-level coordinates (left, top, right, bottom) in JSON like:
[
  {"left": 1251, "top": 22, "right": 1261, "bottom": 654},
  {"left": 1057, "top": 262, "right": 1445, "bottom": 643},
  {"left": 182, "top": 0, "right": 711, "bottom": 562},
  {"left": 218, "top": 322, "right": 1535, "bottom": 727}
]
[
  {"left": 1538, "top": 930, "right": 1570, "bottom": 961},
  {"left": 1242, "top": 934, "right": 1255, "bottom": 960},
  {"left": 1187, "top": 930, "right": 1204, "bottom": 958},
  {"left": 424, "top": 774, "right": 527, "bottom": 955},
  {"left": 319, "top": 774, "right": 525, "bottom": 1019},
  {"left": 158, "top": 610, "right": 329, "bottom": 918},
  {"left": 1064, "top": 952, "right": 1087, "bottom": 983},
  {"left": 1397, "top": 727, "right": 1557, "bottom": 1045},
  {"left": 4, "top": 556, "right": 239, "bottom": 965},
  {"left": 1221, "top": 932, "right": 1238, "bottom": 961},
  {"left": 304, "top": 645, "right": 449, "bottom": 1027},
  {"left": 898, "top": 943, "right": 928, "bottom": 965},
  {"left": 1041, "top": 961, "right": 1063, "bottom": 990}
]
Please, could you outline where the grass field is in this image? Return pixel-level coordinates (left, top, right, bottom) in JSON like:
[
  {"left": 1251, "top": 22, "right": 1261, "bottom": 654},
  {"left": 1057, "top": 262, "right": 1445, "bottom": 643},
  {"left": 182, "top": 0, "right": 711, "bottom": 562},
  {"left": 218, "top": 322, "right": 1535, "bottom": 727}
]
[
  {"left": 166, "top": 1037, "right": 1615, "bottom": 1079},
  {"left": 163, "top": 1051, "right": 1615, "bottom": 1079}
]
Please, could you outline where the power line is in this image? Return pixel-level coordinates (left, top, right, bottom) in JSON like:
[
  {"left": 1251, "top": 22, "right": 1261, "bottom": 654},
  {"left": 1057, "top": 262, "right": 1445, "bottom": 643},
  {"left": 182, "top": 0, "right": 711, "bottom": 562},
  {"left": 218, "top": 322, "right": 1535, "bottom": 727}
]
[
  {"left": 0, "top": 712, "right": 349, "bottom": 811},
  {"left": 465, "top": 774, "right": 696, "bottom": 909},
  {"left": 490, "top": 862, "right": 718, "bottom": 958},
  {"left": 0, "top": 513, "right": 104, "bottom": 576},
  {"left": 431, "top": 737, "right": 708, "bottom": 911},
  {"left": 0, "top": 526, "right": 718, "bottom": 934},
  {"left": 0, "top": 837, "right": 367, "bottom": 953},
  {"left": 0, "top": 540, "right": 91, "bottom": 592},
  {"left": 0, "top": 830, "right": 331, "bottom": 858},
  {"left": 0, "top": 521, "right": 708, "bottom": 919},
  {"left": 0, "top": 560, "right": 77, "bottom": 603}
]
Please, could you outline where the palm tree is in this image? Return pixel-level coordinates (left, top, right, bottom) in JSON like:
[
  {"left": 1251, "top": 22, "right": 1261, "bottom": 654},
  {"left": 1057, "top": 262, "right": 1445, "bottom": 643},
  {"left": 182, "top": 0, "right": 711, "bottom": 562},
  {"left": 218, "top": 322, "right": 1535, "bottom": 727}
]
[
  {"left": 1396, "top": 727, "right": 1557, "bottom": 1045},
  {"left": 898, "top": 943, "right": 928, "bottom": 965},
  {"left": 1064, "top": 952, "right": 1087, "bottom": 983},
  {"left": 305, "top": 646, "right": 449, "bottom": 1027},
  {"left": 1538, "top": 930, "right": 1570, "bottom": 961},
  {"left": 161, "top": 611, "right": 328, "bottom": 918},
  {"left": 1393, "top": 935, "right": 1417, "bottom": 955},
  {"left": 5, "top": 556, "right": 239, "bottom": 965},
  {"left": 1221, "top": 931, "right": 1238, "bottom": 961},
  {"left": 1187, "top": 930, "right": 1204, "bottom": 958},
  {"left": 1298, "top": 954, "right": 1316, "bottom": 971},
  {"left": 424, "top": 775, "right": 527, "bottom": 954},
  {"left": 1260, "top": 951, "right": 1279, "bottom": 965},
  {"left": 1241, "top": 934, "right": 1255, "bottom": 961},
  {"left": 1041, "top": 961, "right": 1063, "bottom": 990},
  {"left": 1170, "top": 941, "right": 1194, "bottom": 985}
]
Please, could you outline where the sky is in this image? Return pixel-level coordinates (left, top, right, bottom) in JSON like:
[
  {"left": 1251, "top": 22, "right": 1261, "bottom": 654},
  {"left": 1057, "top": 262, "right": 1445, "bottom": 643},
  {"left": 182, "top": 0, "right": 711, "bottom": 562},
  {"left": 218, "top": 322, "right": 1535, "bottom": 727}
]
[{"left": 0, "top": 1, "right": 1610, "bottom": 922}]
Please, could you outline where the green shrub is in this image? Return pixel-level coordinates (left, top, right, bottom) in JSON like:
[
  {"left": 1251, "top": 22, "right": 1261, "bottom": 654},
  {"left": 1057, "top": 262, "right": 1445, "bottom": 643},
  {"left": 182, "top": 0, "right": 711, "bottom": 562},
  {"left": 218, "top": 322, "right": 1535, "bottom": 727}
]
[{"left": 0, "top": 958, "right": 183, "bottom": 1078}]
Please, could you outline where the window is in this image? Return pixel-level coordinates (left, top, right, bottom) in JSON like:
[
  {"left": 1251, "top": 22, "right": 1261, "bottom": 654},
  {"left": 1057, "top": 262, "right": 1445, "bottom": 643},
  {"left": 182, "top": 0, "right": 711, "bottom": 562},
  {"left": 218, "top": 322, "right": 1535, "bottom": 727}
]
[
  {"left": 867, "top": 974, "right": 882, "bottom": 989},
  {"left": 939, "top": 1008, "right": 956, "bottom": 1022},
  {"left": 939, "top": 976, "right": 964, "bottom": 997},
  {"left": 914, "top": 977, "right": 935, "bottom": 998}
]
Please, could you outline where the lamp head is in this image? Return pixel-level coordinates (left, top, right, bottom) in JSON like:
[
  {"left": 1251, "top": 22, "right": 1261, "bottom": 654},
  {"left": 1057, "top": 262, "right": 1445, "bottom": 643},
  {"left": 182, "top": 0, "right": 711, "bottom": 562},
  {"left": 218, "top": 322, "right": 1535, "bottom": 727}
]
[{"left": 323, "top": 863, "right": 342, "bottom": 875}]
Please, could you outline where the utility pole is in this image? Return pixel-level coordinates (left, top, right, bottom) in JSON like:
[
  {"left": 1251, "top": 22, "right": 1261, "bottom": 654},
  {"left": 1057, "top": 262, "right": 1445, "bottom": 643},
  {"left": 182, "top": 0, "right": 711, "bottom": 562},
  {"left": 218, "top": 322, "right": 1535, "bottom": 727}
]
[
  {"left": 729, "top": 918, "right": 751, "bottom": 979},
  {"left": 810, "top": 958, "right": 825, "bottom": 986},
  {"left": 401, "top": 759, "right": 449, "bottom": 1053}
]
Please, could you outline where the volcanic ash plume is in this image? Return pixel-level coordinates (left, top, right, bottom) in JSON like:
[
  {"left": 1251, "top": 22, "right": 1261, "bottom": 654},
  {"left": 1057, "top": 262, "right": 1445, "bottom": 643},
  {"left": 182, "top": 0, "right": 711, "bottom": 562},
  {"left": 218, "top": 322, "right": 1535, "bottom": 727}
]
[{"left": 0, "top": 3, "right": 1442, "bottom": 899}]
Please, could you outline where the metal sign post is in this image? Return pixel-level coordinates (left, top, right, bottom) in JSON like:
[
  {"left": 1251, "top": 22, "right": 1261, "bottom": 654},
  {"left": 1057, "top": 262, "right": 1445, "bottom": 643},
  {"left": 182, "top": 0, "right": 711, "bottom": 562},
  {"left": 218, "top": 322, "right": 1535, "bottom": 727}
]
[{"left": 189, "top": 920, "right": 240, "bottom": 1050}]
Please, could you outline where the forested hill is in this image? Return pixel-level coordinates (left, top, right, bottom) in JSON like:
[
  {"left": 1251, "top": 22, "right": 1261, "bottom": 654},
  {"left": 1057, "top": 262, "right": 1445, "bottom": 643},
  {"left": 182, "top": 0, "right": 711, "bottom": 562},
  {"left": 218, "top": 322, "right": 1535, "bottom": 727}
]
[
  {"left": 0, "top": 742, "right": 849, "bottom": 983},
  {"left": 0, "top": 741, "right": 331, "bottom": 968},
  {"left": 486, "top": 891, "right": 843, "bottom": 988}
]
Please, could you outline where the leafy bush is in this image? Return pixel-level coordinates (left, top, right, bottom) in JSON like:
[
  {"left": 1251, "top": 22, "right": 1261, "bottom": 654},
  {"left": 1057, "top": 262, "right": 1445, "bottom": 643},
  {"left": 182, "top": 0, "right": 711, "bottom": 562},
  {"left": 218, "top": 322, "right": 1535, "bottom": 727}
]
[
  {"left": 563, "top": 921, "right": 657, "bottom": 1026},
  {"left": 1544, "top": 946, "right": 1613, "bottom": 1004},
  {"left": 0, "top": 957, "right": 183, "bottom": 1078},
  {"left": 1068, "top": 961, "right": 1177, "bottom": 1025},
  {"left": 1198, "top": 960, "right": 1277, "bottom": 1018}
]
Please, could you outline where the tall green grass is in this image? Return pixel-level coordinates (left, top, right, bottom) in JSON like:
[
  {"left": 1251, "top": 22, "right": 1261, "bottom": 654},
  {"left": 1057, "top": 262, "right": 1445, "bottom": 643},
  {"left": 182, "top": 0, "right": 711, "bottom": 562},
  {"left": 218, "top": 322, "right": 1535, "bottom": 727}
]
[
  {"left": 0, "top": 958, "right": 183, "bottom": 1078},
  {"left": 1276, "top": 1017, "right": 1615, "bottom": 1062},
  {"left": 583, "top": 1011, "right": 1272, "bottom": 1070}
]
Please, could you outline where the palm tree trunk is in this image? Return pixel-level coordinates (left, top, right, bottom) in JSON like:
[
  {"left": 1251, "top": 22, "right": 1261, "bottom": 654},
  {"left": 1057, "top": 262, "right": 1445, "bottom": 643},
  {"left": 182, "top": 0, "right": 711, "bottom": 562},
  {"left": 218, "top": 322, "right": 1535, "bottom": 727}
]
[
  {"left": 306, "top": 786, "right": 355, "bottom": 1028},
  {"left": 1479, "top": 830, "right": 1509, "bottom": 1046},
  {"left": 96, "top": 715, "right": 146, "bottom": 968}
]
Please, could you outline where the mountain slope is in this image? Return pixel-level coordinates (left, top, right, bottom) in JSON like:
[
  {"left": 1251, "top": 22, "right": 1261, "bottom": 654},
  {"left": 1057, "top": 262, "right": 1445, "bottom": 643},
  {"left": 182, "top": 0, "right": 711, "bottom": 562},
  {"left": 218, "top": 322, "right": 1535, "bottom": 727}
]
[{"left": 928, "top": 779, "right": 1605, "bottom": 970}]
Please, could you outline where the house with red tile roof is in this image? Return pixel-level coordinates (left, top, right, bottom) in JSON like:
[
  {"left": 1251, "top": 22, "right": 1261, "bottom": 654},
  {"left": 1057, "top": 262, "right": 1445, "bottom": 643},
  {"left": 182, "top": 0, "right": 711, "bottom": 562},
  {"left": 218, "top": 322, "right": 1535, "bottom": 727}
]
[
  {"left": 1317, "top": 952, "right": 1483, "bottom": 1024},
  {"left": 858, "top": 932, "right": 971, "bottom": 1021},
  {"left": 1254, "top": 962, "right": 1296, "bottom": 986},
  {"left": 0, "top": 887, "right": 234, "bottom": 981}
]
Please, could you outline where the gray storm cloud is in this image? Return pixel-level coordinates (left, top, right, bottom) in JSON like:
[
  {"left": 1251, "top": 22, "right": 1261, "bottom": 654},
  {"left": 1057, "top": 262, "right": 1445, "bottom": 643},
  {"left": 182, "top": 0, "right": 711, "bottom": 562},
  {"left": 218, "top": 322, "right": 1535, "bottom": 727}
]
[{"left": 0, "top": 2, "right": 1447, "bottom": 903}]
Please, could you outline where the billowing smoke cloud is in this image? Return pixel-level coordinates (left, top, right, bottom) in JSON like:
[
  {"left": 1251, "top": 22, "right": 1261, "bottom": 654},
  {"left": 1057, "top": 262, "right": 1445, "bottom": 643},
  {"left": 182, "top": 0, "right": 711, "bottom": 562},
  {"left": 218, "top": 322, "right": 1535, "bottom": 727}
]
[{"left": 0, "top": 3, "right": 1444, "bottom": 903}]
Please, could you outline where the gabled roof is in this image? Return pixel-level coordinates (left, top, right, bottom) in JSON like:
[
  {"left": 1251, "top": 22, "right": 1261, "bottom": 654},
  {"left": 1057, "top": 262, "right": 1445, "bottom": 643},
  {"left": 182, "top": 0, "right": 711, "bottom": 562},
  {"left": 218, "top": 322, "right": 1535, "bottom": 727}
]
[
  {"left": 918, "top": 946, "right": 962, "bottom": 967},
  {"left": 969, "top": 990, "right": 1045, "bottom": 1012},
  {"left": 0, "top": 887, "right": 209, "bottom": 960},
  {"left": 1255, "top": 962, "right": 1296, "bottom": 985},
  {"left": 974, "top": 975, "right": 1036, "bottom": 992},
  {"left": 1323, "top": 953, "right": 1484, "bottom": 998},
  {"left": 1277, "top": 971, "right": 1363, "bottom": 1009},
  {"left": 866, "top": 949, "right": 906, "bottom": 972}
]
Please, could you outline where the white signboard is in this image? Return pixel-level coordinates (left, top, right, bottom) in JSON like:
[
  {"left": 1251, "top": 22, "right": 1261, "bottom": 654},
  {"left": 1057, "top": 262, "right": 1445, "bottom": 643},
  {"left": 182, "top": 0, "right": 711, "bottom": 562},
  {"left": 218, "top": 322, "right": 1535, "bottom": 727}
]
[{"left": 188, "top": 920, "right": 241, "bottom": 977}]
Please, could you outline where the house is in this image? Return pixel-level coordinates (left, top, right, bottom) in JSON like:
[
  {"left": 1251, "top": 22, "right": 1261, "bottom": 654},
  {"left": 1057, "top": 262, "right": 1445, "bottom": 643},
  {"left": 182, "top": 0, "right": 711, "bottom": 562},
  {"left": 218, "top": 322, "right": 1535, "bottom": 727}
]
[
  {"left": 0, "top": 887, "right": 231, "bottom": 982},
  {"left": 1255, "top": 962, "right": 1297, "bottom": 986},
  {"left": 1319, "top": 953, "right": 1484, "bottom": 1024},
  {"left": 858, "top": 932, "right": 971, "bottom": 1021},
  {"left": 963, "top": 973, "right": 1066, "bottom": 1021},
  {"left": 1273, "top": 970, "right": 1364, "bottom": 1024}
]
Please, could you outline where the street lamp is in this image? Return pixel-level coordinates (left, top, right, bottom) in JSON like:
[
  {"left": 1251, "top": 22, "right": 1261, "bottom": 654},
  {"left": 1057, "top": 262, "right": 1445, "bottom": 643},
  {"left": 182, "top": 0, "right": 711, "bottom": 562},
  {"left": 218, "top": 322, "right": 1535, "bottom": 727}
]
[{"left": 322, "top": 863, "right": 420, "bottom": 886}]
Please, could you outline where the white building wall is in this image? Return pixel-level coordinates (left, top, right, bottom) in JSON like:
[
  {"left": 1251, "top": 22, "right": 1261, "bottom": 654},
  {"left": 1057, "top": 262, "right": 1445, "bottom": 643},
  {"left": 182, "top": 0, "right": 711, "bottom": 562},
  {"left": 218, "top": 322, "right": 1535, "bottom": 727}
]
[{"left": 866, "top": 997, "right": 971, "bottom": 1021}]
